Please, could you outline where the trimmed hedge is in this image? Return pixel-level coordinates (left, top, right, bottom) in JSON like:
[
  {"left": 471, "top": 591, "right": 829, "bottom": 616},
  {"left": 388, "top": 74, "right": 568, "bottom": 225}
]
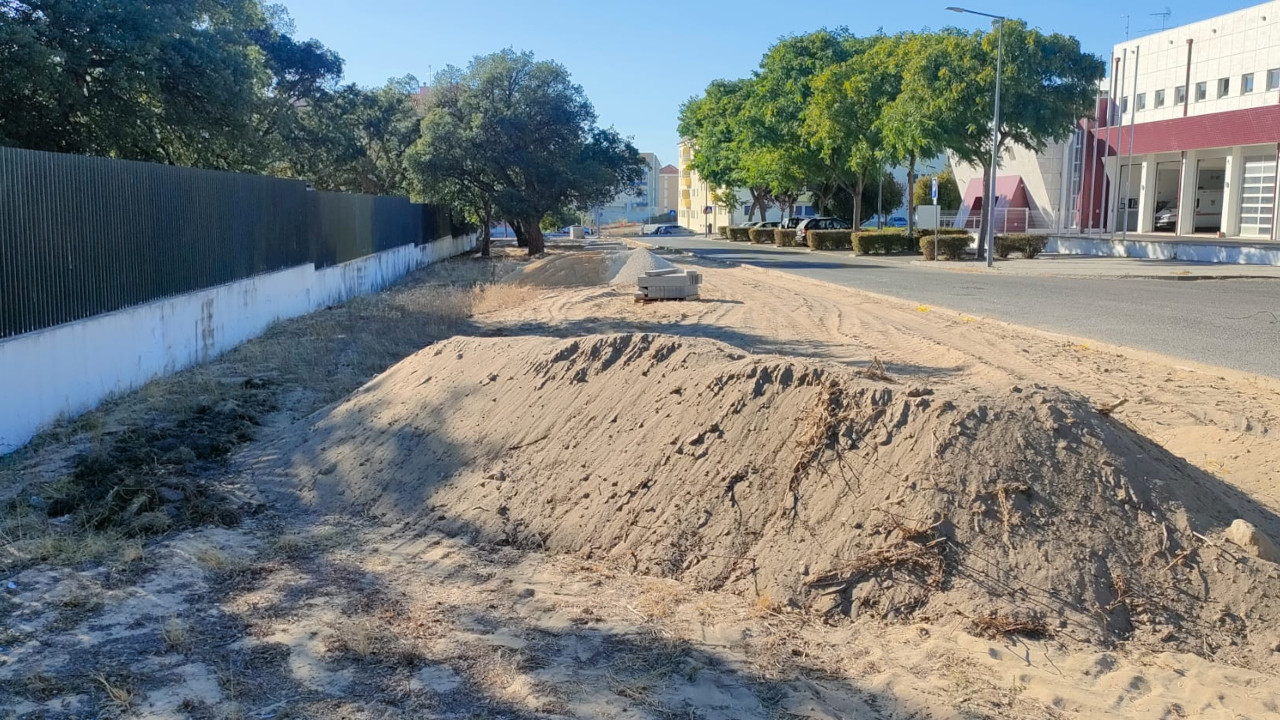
[
  {"left": 995, "top": 233, "right": 1047, "bottom": 259},
  {"left": 852, "top": 231, "right": 917, "bottom": 255},
  {"left": 748, "top": 227, "right": 774, "bottom": 244},
  {"left": 728, "top": 226, "right": 751, "bottom": 242},
  {"left": 718, "top": 225, "right": 729, "bottom": 239},
  {"left": 919, "top": 233, "right": 971, "bottom": 260},
  {"left": 807, "top": 229, "right": 853, "bottom": 250},
  {"left": 774, "top": 228, "right": 796, "bottom": 247}
]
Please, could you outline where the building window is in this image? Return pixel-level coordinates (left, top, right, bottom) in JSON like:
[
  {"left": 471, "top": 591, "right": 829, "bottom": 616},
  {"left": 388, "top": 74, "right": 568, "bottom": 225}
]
[
  {"left": 1269, "top": 69, "right": 1280, "bottom": 91},
  {"left": 1154, "top": 89, "right": 1165, "bottom": 107},
  {"left": 1135, "top": 92, "right": 1146, "bottom": 111},
  {"left": 1175, "top": 85, "right": 1186, "bottom": 104},
  {"left": 1195, "top": 82, "right": 1207, "bottom": 101},
  {"left": 1218, "top": 78, "right": 1230, "bottom": 98},
  {"left": 1243, "top": 73, "right": 1255, "bottom": 94},
  {"left": 1120, "top": 96, "right": 1128, "bottom": 114}
]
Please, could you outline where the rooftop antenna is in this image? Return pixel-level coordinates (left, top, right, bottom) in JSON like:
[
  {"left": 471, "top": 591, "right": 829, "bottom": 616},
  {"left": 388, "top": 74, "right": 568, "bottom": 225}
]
[
  {"left": 1141, "top": 8, "right": 1172, "bottom": 33},
  {"left": 1120, "top": 14, "right": 1131, "bottom": 39}
]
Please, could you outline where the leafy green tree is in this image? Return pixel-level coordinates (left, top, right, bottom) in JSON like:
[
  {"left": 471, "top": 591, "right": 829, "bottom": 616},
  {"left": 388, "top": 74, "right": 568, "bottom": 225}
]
[
  {"left": 677, "top": 79, "right": 775, "bottom": 222},
  {"left": 914, "top": 169, "right": 962, "bottom": 212},
  {"left": 0, "top": 0, "right": 342, "bottom": 171},
  {"left": 408, "top": 50, "right": 642, "bottom": 256},
  {"left": 900, "top": 23, "right": 1103, "bottom": 251},
  {"left": 287, "top": 76, "right": 422, "bottom": 195}
]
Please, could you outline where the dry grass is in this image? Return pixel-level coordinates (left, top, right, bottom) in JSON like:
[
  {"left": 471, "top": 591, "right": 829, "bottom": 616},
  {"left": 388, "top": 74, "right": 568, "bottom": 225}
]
[
  {"left": 163, "top": 617, "right": 190, "bottom": 652},
  {"left": 95, "top": 673, "right": 138, "bottom": 712},
  {"left": 970, "top": 611, "right": 1050, "bottom": 640},
  {"left": 1, "top": 254, "right": 541, "bottom": 571}
]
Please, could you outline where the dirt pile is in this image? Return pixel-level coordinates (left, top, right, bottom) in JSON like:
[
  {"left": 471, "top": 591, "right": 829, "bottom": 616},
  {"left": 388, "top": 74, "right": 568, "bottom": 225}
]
[
  {"left": 501, "top": 249, "right": 675, "bottom": 288},
  {"left": 267, "top": 333, "right": 1280, "bottom": 670}
]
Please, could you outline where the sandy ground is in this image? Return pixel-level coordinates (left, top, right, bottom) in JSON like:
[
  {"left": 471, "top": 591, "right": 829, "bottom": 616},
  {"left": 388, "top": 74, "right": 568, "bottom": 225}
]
[{"left": 4, "top": 248, "right": 1280, "bottom": 719}]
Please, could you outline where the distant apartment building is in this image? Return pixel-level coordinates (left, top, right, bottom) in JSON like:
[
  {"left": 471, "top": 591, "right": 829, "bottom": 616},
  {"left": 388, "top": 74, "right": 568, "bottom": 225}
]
[
  {"left": 676, "top": 140, "right": 815, "bottom": 231},
  {"left": 658, "top": 164, "right": 680, "bottom": 217},
  {"left": 595, "top": 152, "right": 662, "bottom": 225},
  {"left": 956, "top": 1, "right": 1280, "bottom": 241}
]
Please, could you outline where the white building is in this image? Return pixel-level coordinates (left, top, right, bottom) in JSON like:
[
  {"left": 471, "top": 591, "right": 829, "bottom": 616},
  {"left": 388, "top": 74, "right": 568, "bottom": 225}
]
[
  {"left": 596, "top": 152, "right": 663, "bottom": 225},
  {"left": 965, "top": 2, "right": 1280, "bottom": 242}
]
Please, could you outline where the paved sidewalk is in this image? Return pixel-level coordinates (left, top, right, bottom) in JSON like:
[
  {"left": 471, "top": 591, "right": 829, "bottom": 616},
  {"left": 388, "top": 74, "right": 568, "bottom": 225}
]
[{"left": 910, "top": 254, "right": 1280, "bottom": 279}]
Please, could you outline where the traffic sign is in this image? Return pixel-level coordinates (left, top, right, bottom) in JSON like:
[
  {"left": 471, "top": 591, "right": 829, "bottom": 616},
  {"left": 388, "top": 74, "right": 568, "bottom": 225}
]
[{"left": 931, "top": 177, "right": 939, "bottom": 204}]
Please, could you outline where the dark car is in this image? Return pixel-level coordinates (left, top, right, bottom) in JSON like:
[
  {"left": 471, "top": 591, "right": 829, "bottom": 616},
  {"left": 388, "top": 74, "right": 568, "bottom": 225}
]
[{"left": 795, "top": 216, "right": 852, "bottom": 244}]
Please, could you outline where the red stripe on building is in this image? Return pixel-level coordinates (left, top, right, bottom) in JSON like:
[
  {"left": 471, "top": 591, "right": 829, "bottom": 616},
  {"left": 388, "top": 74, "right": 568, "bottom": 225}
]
[{"left": 1103, "top": 105, "right": 1280, "bottom": 155}]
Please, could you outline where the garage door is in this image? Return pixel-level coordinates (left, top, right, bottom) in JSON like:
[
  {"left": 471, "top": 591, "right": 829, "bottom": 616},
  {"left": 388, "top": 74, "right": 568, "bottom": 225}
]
[{"left": 1240, "top": 157, "right": 1277, "bottom": 238}]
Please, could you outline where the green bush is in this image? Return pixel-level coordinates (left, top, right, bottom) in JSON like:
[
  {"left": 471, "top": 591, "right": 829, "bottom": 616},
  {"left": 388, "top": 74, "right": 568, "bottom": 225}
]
[
  {"left": 717, "top": 225, "right": 729, "bottom": 239},
  {"left": 774, "top": 228, "right": 795, "bottom": 247},
  {"left": 748, "top": 227, "right": 774, "bottom": 244},
  {"left": 728, "top": 226, "right": 751, "bottom": 242},
  {"left": 806, "top": 229, "right": 854, "bottom": 250},
  {"left": 852, "top": 231, "right": 917, "bottom": 255},
  {"left": 995, "top": 233, "right": 1048, "bottom": 259},
  {"left": 931, "top": 227, "right": 973, "bottom": 237},
  {"left": 919, "top": 233, "right": 971, "bottom": 260}
]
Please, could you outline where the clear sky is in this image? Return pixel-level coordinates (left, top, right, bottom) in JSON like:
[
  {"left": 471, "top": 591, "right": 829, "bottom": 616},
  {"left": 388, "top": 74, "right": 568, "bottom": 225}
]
[{"left": 285, "top": 0, "right": 1262, "bottom": 165}]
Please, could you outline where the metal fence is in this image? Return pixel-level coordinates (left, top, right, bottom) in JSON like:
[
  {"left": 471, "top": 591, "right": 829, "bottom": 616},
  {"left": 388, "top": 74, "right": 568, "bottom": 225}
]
[{"left": 0, "top": 146, "right": 454, "bottom": 339}]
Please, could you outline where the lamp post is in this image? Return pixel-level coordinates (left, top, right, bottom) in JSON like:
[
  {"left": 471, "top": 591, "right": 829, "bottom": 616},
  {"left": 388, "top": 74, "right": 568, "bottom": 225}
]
[{"left": 947, "top": 6, "right": 1005, "bottom": 268}]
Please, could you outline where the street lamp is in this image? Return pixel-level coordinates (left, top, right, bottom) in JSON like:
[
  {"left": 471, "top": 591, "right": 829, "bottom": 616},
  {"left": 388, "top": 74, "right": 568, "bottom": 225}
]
[{"left": 947, "top": 6, "right": 1005, "bottom": 268}]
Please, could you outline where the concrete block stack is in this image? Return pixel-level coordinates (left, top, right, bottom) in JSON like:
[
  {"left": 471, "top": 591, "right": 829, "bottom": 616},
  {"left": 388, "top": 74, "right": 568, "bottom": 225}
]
[{"left": 634, "top": 268, "right": 702, "bottom": 301}]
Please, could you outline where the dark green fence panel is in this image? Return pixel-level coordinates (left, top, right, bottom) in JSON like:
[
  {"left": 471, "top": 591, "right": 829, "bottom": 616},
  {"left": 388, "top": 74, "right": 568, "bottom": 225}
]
[{"left": 0, "top": 146, "right": 451, "bottom": 339}]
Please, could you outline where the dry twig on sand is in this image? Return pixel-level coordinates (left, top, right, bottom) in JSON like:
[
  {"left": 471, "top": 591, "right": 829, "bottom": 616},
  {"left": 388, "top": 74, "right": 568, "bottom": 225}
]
[{"left": 971, "top": 611, "right": 1050, "bottom": 640}]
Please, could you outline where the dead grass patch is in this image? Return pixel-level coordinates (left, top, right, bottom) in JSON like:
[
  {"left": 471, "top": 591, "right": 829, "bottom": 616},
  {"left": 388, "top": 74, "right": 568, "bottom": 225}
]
[
  {"left": 971, "top": 611, "right": 1051, "bottom": 640},
  {"left": 2, "top": 254, "right": 540, "bottom": 571}
]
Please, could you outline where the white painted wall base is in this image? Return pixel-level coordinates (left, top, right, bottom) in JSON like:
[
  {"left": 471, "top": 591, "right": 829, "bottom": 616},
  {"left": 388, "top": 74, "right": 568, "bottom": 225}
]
[
  {"left": 0, "top": 235, "right": 476, "bottom": 455},
  {"left": 1045, "top": 236, "right": 1280, "bottom": 266}
]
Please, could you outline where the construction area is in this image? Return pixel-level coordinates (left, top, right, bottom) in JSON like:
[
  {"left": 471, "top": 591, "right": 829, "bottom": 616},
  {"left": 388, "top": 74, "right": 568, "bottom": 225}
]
[{"left": 4, "top": 242, "right": 1280, "bottom": 719}]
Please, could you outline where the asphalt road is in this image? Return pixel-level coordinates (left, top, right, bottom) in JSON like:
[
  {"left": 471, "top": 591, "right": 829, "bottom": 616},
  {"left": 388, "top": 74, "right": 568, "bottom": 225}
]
[{"left": 641, "top": 236, "right": 1280, "bottom": 379}]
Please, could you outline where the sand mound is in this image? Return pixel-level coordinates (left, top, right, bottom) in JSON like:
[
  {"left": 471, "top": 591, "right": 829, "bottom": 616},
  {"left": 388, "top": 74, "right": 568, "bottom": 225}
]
[
  {"left": 272, "top": 334, "right": 1280, "bottom": 670},
  {"left": 501, "top": 249, "right": 676, "bottom": 288}
]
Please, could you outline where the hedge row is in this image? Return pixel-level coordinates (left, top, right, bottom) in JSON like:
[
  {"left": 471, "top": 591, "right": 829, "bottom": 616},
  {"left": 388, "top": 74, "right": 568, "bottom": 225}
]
[
  {"left": 803, "top": 230, "right": 848, "bottom": 250},
  {"left": 852, "top": 231, "right": 916, "bottom": 255},
  {"left": 919, "top": 234, "right": 971, "bottom": 260},
  {"left": 995, "top": 233, "right": 1047, "bottom": 259},
  {"left": 718, "top": 225, "right": 730, "bottom": 239},
  {"left": 728, "top": 226, "right": 751, "bottom": 241},
  {"left": 774, "top": 228, "right": 797, "bottom": 246},
  {"left": 749, "top": 227, "right": 774, "bottom": 244}
]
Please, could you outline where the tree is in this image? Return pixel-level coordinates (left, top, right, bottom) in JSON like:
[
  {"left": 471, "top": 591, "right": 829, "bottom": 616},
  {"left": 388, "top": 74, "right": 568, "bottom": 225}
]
[
  {"left": 752, "top": 30, "right": 862, "bottom": 218},
  {"left": 913, "top": 169, "right": 962, "bottom": 212},
  {"left": 901, "top": 23, "right": 1103, "bottom": 253},
  {"left": 407, "top": 50, "right": 642, "bottom": 256},
  {"left": 678, "top": 79, "right": 775, "bottom": 222},
  {"left": 0, "top": 0, "right": 342, "bottom": 172},
  {"left": 287, "top": 76, "right": 422, "bottom": 195}
]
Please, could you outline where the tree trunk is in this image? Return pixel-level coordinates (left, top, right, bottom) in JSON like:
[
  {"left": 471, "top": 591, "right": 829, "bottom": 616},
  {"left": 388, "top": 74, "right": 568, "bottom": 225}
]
[
  {"left": 513, "top": 220, "right": 528, "bottom": 248},
  {"left": 480, "top": 201, "right": 492, "bottom": 257},
  {"left": 852, "top": 176, "right": 864, "bottom": 228},
  {"left": 906, "top": 155, "right": 916, "bottom": 238},
  {"left": 525, "top": 219, "right": 545, "bottom": 256}
]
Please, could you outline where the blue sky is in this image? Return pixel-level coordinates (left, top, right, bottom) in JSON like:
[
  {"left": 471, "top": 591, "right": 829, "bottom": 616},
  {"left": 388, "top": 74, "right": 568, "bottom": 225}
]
[{"left": 286, "top": 0, "right": 1260, "bottom": 165}]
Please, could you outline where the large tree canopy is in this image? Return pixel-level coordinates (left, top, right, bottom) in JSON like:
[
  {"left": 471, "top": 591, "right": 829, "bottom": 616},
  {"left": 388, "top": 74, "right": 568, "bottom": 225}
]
[
  {"left": 407, "top": 50, "right": 643, "bottom": 255},
  {"left": 679, "top": 25, "right": 1102, "bottom": 236},
  {"left": 0, "top": 0, "right": 343, "bottom": 171}
]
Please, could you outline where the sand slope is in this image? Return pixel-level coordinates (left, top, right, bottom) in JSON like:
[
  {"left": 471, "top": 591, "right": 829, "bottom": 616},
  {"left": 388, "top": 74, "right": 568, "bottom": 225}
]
[{"left": 273, "top": 332, "right": 1280, "bottom": 672}]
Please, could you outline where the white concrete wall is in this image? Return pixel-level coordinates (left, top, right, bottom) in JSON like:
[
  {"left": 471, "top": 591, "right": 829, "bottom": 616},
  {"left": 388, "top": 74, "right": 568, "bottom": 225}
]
[
  {"left": 1045, "top": 235, "right": 1280, "bottom": 264},
  {"left": 1113, "top": 1, "right": 1280, "bottom": 126},
  {"left": 0, "top": 235, "right": 476, "bottom": 454}
]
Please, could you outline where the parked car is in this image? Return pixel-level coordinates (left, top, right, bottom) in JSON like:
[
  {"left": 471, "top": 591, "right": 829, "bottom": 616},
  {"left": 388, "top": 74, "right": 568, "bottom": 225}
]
[
  {"left": 1154, "top": 206, "right": 1177, "bottom": 230},
  {"left": 556, "top": 225, "right": 593, "bottom": 236},
  {"left": 860, "top": 214, "right": 909, "bottom": 229},
  {"left": 652, "top": 224, "right": 682, "bottom": 235},
  {"left": 754, "top": 221, "right": 781, "bottom": 229},
  {"left": 796, "top": 216, "right": 852, "bottom": 244},
  {"left": 780, "top": 217, "right": 805, "bottom": 230}
]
